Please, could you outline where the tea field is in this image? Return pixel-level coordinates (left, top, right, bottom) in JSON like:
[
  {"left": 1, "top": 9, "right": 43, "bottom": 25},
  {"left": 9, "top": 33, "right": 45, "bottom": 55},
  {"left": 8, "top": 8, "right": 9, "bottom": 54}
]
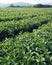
[{"left": 0, "top": 8, "right": 52, "bottom": 65}]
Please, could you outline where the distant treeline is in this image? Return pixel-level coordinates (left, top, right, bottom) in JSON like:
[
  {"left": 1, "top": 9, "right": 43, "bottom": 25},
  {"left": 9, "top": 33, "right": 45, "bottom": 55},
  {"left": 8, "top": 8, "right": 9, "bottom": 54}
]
[
  {"left": 33, "top": 4, "right": 52, "bottom": 8},
  {"left": 9, "top": 4, "right": 52, "bottom": 8},
  {"left": 9, "top": 4, "right": 21, "bottom": 7}
]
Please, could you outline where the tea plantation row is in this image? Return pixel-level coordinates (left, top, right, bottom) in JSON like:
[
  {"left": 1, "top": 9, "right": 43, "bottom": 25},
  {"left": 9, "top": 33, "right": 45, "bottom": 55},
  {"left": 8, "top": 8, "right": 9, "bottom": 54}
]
[
  {"left": 0, "top": 8, "right": 52, "bottom": 65},
  {"left": 0, "top": 8, "right": 52, "bottom": 22},
  {"left": 0, "top": 16, "right": 52, "bottom": 41},
  {"left": 0, "top": 8, "right": 52, "bottom": 41},
  {"left": 0, "top": 22, "right": 52, "bottom": 65}
]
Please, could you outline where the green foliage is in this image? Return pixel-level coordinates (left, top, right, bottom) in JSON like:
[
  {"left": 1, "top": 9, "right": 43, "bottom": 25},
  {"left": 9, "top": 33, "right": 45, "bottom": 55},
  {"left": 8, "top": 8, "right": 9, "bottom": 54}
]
[
  {"left": 0, "top": 8, "right": 52, "bottom": 65},
  {"left": 0, "top": 8, "right": 52, "bottom": 40},
  {"left": 0, "top": 22, "right": 52, "bottom": 65}
]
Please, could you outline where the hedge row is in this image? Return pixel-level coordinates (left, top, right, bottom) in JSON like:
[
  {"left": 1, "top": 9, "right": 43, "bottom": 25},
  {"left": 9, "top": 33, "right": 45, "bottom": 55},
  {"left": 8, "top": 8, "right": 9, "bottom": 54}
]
[
  {"left": 0, "top": 22, "right": 52, "bottom": 65},
  {"left": 0, "top": 17, "right": 50, "bottom": 41}
]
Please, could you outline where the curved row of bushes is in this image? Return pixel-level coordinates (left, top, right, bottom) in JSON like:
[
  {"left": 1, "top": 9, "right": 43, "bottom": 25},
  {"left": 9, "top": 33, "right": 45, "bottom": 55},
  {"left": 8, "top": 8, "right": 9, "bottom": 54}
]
[
  {"left": 0, "top": 8, "right": 52, "bottom": 22},
  {"left": 0, "top": 16, "right": 50, "bottom": 41},
  {"left": 0, "top": 14, "right": 37, "bottom": 22},
  {"left": 0, "top": 22, "right": 52, "bottom": 65}
]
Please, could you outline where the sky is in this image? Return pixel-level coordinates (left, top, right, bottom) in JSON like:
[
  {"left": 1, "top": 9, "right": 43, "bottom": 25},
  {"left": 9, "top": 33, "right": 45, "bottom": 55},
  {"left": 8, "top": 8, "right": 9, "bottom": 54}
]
[{"left": 0, "top": 0, "right": 52, "bottom": 4}]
